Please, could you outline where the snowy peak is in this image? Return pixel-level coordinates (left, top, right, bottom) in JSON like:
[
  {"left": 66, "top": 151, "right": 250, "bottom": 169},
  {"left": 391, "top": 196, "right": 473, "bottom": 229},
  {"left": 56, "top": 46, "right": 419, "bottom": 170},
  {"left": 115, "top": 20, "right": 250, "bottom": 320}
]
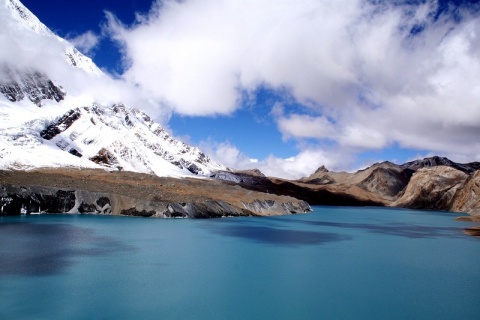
[
  {"left": 5, "top": 0, "right": 50, "bottom": 34},
  {"left": 63, "top": 46, "right": 103, "bottom": 76},
  {"left": 0, "top": 102, "right": 226, "bottom": 177},
  {"left": 3, "top": 0, "right": 102, "bottom": 76}
]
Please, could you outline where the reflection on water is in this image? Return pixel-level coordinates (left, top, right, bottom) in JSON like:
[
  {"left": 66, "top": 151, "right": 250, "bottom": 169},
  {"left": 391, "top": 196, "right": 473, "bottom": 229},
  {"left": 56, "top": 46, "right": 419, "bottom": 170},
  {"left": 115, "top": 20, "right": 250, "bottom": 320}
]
[
  {"left": 274, "top": 218, "right": 465, "bottom": 239},
  {"left": 209, "top": 224, "right": 352, "bottom": 246},
  {"left": 0, "top": 221, "right": 133, "bottom": 276}
]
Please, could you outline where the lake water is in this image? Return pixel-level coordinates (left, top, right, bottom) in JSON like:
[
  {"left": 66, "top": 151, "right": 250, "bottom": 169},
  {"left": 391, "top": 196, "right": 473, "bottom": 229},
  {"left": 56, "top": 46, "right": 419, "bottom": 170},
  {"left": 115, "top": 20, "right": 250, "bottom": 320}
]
[{"left": 0, "top": 206, "right": 479, "bottom": 319}]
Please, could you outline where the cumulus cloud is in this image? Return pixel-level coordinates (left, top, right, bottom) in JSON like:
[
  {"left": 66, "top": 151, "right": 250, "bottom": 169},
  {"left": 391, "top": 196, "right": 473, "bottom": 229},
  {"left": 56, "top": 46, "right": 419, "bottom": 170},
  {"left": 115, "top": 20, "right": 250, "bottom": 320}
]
[
  {"left": 200, "top": 140, "right": 354, "bottom": 179},
  {"left": 110, "top": 0, "right": 480, "bottom": 122},
  {"left": 271, "top": 103, "right": 337, "bottom": 140},
  {"left": 106, "top": 0, "right": 480, "bottom": 165},
  {"left": 68, "top": 31, "right": 99, "bottom": 55}
]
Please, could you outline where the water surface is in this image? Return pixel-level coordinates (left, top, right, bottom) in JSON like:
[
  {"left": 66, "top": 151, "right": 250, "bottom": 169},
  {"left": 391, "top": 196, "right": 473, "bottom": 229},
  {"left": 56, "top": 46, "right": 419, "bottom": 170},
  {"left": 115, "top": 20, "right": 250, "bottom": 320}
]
[{"left": 0, "top": 207, "right": 479, "bottom": 319}]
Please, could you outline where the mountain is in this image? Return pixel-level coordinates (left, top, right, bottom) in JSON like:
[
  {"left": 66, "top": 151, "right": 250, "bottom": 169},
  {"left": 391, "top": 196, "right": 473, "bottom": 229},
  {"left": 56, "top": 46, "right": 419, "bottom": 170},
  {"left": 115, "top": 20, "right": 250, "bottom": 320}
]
[
  {"left": 213, "top": 156, "right": 480, "bottom": 218},
  {"left": 4, "top": 0, "right": 101, "bottom": 75},
  {"left": 0, "top": 0, "right": 311, "bottom": 217},
  {"left": 0, "top": 65, "right": 66, "bottom": 107},
  {"left": 0, "top": 0, "right": 223, "bottom": 177},
  {"left": 299, "top": 161, "right": 412, "bottom": 199},
  {"left": 301, "top": 157, "right": 480, "bottom": 215},
  {"left": 0, "top": 168, "right": 310, "bottom": 217},
  {"left": 451, "top": 170, "right": 480, "bottom": 217}
]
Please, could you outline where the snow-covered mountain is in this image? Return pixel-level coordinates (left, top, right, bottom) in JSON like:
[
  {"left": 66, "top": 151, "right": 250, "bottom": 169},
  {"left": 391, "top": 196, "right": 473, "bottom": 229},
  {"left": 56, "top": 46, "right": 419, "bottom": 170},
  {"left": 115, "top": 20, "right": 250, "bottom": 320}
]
[
  {"left": 4, "top": 0, "right": 102, "bottom": 75},
  {"left": 0, "top": 0, "right": 226, "bottom": 177}
]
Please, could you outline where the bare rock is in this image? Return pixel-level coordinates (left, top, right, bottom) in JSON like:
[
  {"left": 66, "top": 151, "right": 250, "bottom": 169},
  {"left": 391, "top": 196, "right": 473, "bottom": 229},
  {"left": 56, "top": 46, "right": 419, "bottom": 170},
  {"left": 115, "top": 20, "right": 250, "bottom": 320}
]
[
  {"left": 392, "top": 166, "right": 468, "bottom": 210},
  {"left": 450, "top": 170, "right": 480, "bottom": 215}
]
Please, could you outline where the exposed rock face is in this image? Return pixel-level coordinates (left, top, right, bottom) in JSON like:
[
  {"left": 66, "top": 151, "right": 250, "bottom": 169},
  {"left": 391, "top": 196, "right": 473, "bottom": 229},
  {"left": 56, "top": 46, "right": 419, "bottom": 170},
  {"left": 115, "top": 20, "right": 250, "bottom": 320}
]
[
  {"left": 40, "top": 109, "right": 81, "bottom": 139},
  {"left": 0, "top": 168, "right": 311, "bottom": 218},
  {"left": 356, "top": 166, "right": 412, "bottom": 198},
  {"left": 234, "top": 169, "right": 266, "bottom": 177},
  {"left": 392, "top": 166, "right": 468, "bottom": 211},
  {"left": 450, "top": 170, "right": 480, "bottom": 215},
  {"left": 0, "top": 67, "right": 66, "bottom": 106},
  {"left": 89, "top": 148, "right": 121, "bottom": 169}
]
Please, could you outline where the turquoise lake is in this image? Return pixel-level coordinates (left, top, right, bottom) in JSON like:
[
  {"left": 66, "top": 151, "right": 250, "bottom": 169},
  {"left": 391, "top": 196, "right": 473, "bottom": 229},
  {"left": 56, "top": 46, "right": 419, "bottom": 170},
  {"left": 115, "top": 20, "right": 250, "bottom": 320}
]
[{"left": 0, "top": 206, "right": 479, "bottom": 319}]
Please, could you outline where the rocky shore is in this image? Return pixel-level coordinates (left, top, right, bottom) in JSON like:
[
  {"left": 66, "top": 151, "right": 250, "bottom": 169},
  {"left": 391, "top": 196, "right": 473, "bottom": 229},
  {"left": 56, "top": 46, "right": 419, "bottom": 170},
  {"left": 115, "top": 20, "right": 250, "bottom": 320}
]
[{"left": 0, "top": 168, "right": 310, "bottom": 218}]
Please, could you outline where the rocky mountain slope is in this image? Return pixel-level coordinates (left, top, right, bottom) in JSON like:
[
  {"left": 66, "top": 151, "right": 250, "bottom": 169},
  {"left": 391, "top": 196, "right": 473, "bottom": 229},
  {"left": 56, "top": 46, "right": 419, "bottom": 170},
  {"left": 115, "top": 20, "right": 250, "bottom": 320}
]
[
  {"left": 451, "top": 170, "right": 480, "bottom": 216},
  {"left": 299, "top": 161, "right": 413, "bottom": 199},
  {"left": 392, "top": 166, "right": 468, "bottom": 211},
  {"left": 214, "top": 156, "right": 480, "bottom": 218},
  {"left": 393, "top": 166, "right": 480, "bottom": 218}
]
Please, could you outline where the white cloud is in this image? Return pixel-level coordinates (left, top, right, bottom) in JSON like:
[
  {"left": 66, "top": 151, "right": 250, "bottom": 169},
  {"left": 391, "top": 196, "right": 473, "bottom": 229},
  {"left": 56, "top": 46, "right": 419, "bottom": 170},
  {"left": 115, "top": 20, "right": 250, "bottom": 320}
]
[
  {"left": 198, "top": 140, "right": 255, "bottom": 170},
  {"left": 199, "top": 139, "right": 354, "bottom": 179},
  {"left": 68, "top": 31, "right": 99, "bottom": 55},
  {"left": 272, "top": 104, "right": 337, "bottom": 140},
  {"left": 106, "top": 0, "right": 480, "bottom": 166}
]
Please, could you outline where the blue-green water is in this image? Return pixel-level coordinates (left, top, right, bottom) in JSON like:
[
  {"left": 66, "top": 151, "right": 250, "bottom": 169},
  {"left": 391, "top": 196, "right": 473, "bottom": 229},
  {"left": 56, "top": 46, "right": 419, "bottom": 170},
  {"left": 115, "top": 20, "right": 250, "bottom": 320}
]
[{"left": 0, "top": 206, "right": 479, "bottom": 319}]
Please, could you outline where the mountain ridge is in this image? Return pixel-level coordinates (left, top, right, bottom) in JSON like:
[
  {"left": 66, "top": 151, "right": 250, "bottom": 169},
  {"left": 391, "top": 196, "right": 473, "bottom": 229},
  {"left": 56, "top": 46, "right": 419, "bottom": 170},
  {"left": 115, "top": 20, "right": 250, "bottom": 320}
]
[
  {"left": 212, "top": 156, "right": 480, "bottom": 217},
  {"left": 4, "top": 0, "right": 102, "bottom": 75}
]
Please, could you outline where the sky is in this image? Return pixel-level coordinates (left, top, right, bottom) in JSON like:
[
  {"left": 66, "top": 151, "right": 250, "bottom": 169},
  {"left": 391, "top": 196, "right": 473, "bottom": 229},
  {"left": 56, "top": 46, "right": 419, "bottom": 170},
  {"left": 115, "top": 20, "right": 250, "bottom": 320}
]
[{"left": 15, "top": 0, "right": 480, "bottom": 178}]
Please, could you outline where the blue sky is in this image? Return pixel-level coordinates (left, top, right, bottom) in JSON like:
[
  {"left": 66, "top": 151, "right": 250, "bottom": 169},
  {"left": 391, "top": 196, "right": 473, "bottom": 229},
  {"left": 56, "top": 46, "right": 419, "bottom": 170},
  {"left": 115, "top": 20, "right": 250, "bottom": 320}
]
[{"left": 19, "top": 0, "right": 480, "bottom": 178}]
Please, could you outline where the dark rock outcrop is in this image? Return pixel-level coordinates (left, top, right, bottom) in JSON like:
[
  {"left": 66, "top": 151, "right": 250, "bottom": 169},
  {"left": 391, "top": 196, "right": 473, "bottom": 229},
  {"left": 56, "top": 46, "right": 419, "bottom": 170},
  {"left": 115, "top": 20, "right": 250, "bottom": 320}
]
[
  {"left": 0, "top": 187, "right": 76, "bottom": 215},
  {"left": 40, "top": 108, "right": 81, "bottom": 140},
  {"left": 0, "top": 67, "right": 65, "bottom": 106},
  {"left": 402, "top": 156, "right": 480, "bottom": 174},
  {"left": 89, "top": 148, "right": 120, "bottom": 168}
]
